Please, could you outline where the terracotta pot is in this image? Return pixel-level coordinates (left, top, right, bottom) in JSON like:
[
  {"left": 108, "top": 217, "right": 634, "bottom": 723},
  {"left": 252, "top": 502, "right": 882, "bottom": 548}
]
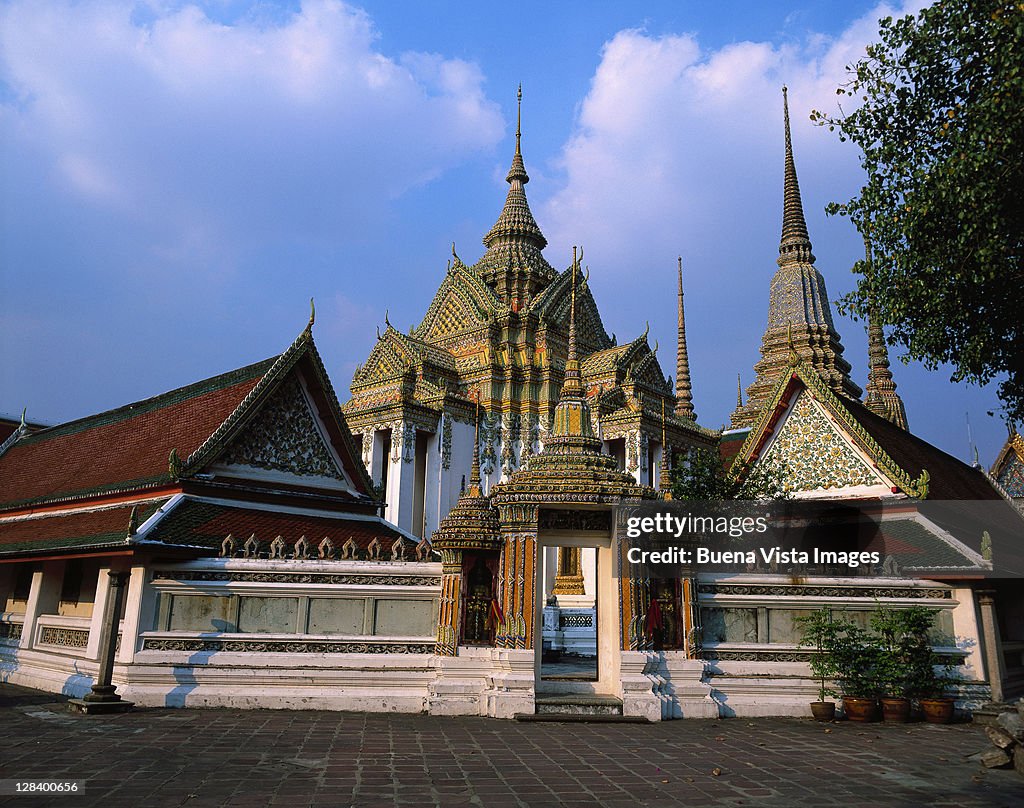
[
  {"left": 881, "top": 697, "right": 911, "bottom": 723},
  {"left": 842, "top": 696, "right": 879, "bottom": 722},
  {"left": 810, "top": 701, "right": 836, "bottom": 722},
  {"left": 920, "top": 698, "right": 955, "bottom": 724}
]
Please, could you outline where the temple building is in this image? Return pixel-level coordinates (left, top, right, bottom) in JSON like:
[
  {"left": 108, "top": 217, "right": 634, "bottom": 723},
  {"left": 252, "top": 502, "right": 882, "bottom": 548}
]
[
  {"left": 0, "top": 316, "right": 443, "bottom": 711},
  {"left": 2, "top": 88, "right": 1022, "bottom": 718},
  {"left": 342, "top": 88, "right": 717, "bottom": 544}
]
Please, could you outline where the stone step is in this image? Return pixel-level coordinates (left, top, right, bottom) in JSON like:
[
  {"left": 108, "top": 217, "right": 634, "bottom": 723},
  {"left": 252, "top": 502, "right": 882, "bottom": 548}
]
[
  {"left": 514, "top": 713, "right": 650, "bottom": 724},
  {"left": 534, "top": 693, "right": 624, "bottom": 717}
]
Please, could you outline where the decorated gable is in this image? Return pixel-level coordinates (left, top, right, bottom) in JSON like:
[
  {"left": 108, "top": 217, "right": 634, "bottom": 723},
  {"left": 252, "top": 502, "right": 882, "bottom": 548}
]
[
  {"left": 211, "top": 373, "right": 354, "bottom": 492},
  {"left": 760, "top": 389, "right": 891, "bottom": 495},
  {"left": 997, "top": 452, "right": 1024, "bottom": 498},
  {"left": 416, "top": 269, "right": 496, "bottom": 343}
]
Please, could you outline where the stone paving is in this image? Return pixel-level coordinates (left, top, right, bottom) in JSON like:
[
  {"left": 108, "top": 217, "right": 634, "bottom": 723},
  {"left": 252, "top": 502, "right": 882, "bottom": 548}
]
[{"left": 2, "top": 684, "right": 1024, "bottom": 807}]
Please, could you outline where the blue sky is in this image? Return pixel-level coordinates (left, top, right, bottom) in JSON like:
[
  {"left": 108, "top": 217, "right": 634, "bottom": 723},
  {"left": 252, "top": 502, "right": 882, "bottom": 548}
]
[{"left": 0, "top": 0, "right": 1009, "bottom": 466}]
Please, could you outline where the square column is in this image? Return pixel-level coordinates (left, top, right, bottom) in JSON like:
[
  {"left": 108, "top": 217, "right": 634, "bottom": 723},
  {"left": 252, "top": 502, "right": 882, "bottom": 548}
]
[{"left": 19, "top": 561, "right": 62, "bottom": 650}]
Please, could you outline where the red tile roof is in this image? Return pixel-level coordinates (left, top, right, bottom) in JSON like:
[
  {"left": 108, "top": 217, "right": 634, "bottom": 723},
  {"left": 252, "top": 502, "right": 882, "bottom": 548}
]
[
  {"left": 844, "top": 398, "right": 1001, "bottom": 501},
  {"left": 0, "top": 500, "right": 167, "bottom": 554},
  {"left": 0, "top": 360, "right": 274, "bottom": 510},
  {"left": 144, "top": 499, "right": 414, "bottom": 556}
]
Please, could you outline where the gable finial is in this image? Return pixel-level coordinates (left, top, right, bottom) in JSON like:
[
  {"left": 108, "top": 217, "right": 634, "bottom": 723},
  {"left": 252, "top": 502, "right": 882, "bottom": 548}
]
[
  {"left": 786, "top": 321, "right": 801, "bottom": 366},
  {"left": 384, "top": 309, "right": 390, "bottom": 328},
  {"left": 642, "top": 320, "right": 650, "bottom": 341},
  {"left": 168, "top": 448, "right": 182, "bottom": 480},
  {"left": 19, "top": 407, "right": 26, "bottom": 429},
  {"left": 127, "top": 505, "right": 139, "bottom": 539},
  {"left": 306, "top": 297, "right": 315, "bottom": 334}
]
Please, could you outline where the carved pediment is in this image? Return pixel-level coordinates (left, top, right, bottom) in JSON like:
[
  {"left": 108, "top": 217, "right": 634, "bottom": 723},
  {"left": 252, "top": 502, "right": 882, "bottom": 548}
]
[
  {"left": 216, "top": 374, "right": 346, "bottom": 483},
  {"left": 760, "top": 390, "right": 889, "bottom": 493}
]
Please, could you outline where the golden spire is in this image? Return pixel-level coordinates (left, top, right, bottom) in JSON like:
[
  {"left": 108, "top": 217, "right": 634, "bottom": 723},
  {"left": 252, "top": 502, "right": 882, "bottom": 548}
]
[
  {"left": 736, "top": 374, "right": 743, "bottom": 409},
  {"left": 675, "top": 256, "right": 696, "bottom": 420}
]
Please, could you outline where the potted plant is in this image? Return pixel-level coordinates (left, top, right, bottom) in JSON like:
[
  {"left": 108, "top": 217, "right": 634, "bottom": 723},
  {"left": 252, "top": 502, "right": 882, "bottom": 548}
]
[
  {"left": 829, "top": 618, "right": 882, "bottom": 722},
  {"left": 873, "top": 603, "right": 957, "bottom": 723},
  {"left": 871, "top": 605, "right": 936, "bottom": 722},
  {"left": 908, "top": 644, "right": 958, "bottom": 724},
  {"left": 797, "top": 608, "right": 838, "bottom": 721}
]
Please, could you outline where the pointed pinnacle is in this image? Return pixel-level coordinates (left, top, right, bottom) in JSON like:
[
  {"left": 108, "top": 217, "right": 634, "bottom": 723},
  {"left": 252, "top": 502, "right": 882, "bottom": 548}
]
[
  {"left": 778, "top": 86, "right": 814, "bottom": 267},
  {"left": 675, "top": 256, "right": 695, "bottom": 420}
]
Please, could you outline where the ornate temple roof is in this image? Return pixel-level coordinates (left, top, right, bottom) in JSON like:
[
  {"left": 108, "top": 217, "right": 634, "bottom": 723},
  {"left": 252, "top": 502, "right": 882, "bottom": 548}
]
[
  {"left": 990, "top": 427, "right": 1024, "bottom": 499},
  {"left": 353, "top": 324, "right": 458, "bottom": 386},
  {"left": 491, "top": 261, "right": 656, "bottom": 505},
  {"left": 731, "top": 87, "right": 861, "bottom": 429},
  {"left": 473, "top": 87, "right": 558, "bottom": 303},
  {"left": 0, "top": 360, "right": 273, "bottom": 509},
  {"left": 733, "top": 356, "right": 1002, "bottom": 501}
]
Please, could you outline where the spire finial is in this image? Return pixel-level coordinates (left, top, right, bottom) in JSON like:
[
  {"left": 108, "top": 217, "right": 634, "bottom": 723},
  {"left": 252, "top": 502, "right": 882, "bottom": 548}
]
[
  {"left": 569, "top": 248, "right": 578, "bottom": 363},
  {"left": 778, "top": 85, "right": 814, "bottom": 267},
  {"left": 736, "top": 373, "right": 743, "bottom": 409},
  {"left": 675, "top": 256, "right": 696, "bottom": 420},
  {"left": 516, "top": 83, "right": 522, "bottom": 156}
]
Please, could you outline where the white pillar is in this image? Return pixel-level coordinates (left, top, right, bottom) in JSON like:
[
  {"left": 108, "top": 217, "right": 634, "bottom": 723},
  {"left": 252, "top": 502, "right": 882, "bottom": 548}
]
[
  {"left": 19, "top": 561, "right": 62, "bottom": 650},
  {"left": 117, "top": 565, "right": 148, "bottom": 663},
  {"left": 978, "top": 590, "right": 1006, "bottom": 703},
  {"left": 385, "top": 421, "right": 416, "bottom": 532},
  {"left": 86, "top": 567, "right": 113, "bottom": 659}
]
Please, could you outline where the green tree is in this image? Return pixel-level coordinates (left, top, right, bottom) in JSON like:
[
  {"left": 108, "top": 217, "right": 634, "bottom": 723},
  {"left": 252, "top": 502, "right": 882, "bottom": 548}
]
[
  {"left": 812, "top": 0, "right": 1024, "bottom": 421},
  {"left": 670, "top": 448, "right": 788, "bottom": 500}
]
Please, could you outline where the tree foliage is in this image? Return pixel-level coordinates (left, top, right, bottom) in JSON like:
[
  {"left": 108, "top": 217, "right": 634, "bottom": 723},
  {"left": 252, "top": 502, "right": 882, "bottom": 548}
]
[
  {"left": 670, "top": 448, "right": 789, "bottom": 501},
  {"left": 812, "top": 0, "right": 1024, "bottom": 422}
]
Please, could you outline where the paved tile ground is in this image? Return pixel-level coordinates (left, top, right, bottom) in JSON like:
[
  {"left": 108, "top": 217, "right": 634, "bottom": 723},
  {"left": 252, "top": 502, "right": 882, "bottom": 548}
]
[{"left": 2, "top": 684, "right": 1023, "bottom": 807}]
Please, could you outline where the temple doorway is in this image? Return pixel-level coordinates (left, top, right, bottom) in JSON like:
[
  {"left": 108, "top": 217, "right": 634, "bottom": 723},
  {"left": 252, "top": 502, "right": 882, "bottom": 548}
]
[
  {"left": 534, "top": 532, "right": 619, "bottom": 696},
  {"left": 539, "top": 545, "right": 598, "bottom": 682}
]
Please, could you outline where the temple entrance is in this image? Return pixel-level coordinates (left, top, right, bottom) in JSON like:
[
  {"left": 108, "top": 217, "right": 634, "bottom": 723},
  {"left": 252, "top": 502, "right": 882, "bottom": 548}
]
[
  {"left": 540, "top": 545, "right": 598, "bottom": 682},
  {"left": 534, "top": 533, "right": 618, "bottom": 696}
]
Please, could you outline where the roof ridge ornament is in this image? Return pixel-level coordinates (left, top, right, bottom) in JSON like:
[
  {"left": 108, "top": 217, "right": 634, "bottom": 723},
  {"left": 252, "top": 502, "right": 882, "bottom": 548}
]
[{"left": 305, "top": 297, "right": 315, "bottom": 336}]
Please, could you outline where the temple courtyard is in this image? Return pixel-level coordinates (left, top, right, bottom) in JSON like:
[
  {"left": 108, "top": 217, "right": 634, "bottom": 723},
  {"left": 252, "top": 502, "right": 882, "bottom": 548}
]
[{"left": 1, "top": 684, "right": 1023, "bottom": 807}]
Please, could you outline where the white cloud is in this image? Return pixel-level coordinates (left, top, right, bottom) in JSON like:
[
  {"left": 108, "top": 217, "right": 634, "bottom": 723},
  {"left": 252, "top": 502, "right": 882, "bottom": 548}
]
[
  {"left": 541, "top": 2, "right": 927, "bottom": 276},
  {"left": 0, "top": 0, "right": 503, "bottom": 277}
]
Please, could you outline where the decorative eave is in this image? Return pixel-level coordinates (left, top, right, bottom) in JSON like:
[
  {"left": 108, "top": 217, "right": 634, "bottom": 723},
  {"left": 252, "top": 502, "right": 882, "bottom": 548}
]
[{"left": 732, "top": 356, "right": 929, "bottom": 499}]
